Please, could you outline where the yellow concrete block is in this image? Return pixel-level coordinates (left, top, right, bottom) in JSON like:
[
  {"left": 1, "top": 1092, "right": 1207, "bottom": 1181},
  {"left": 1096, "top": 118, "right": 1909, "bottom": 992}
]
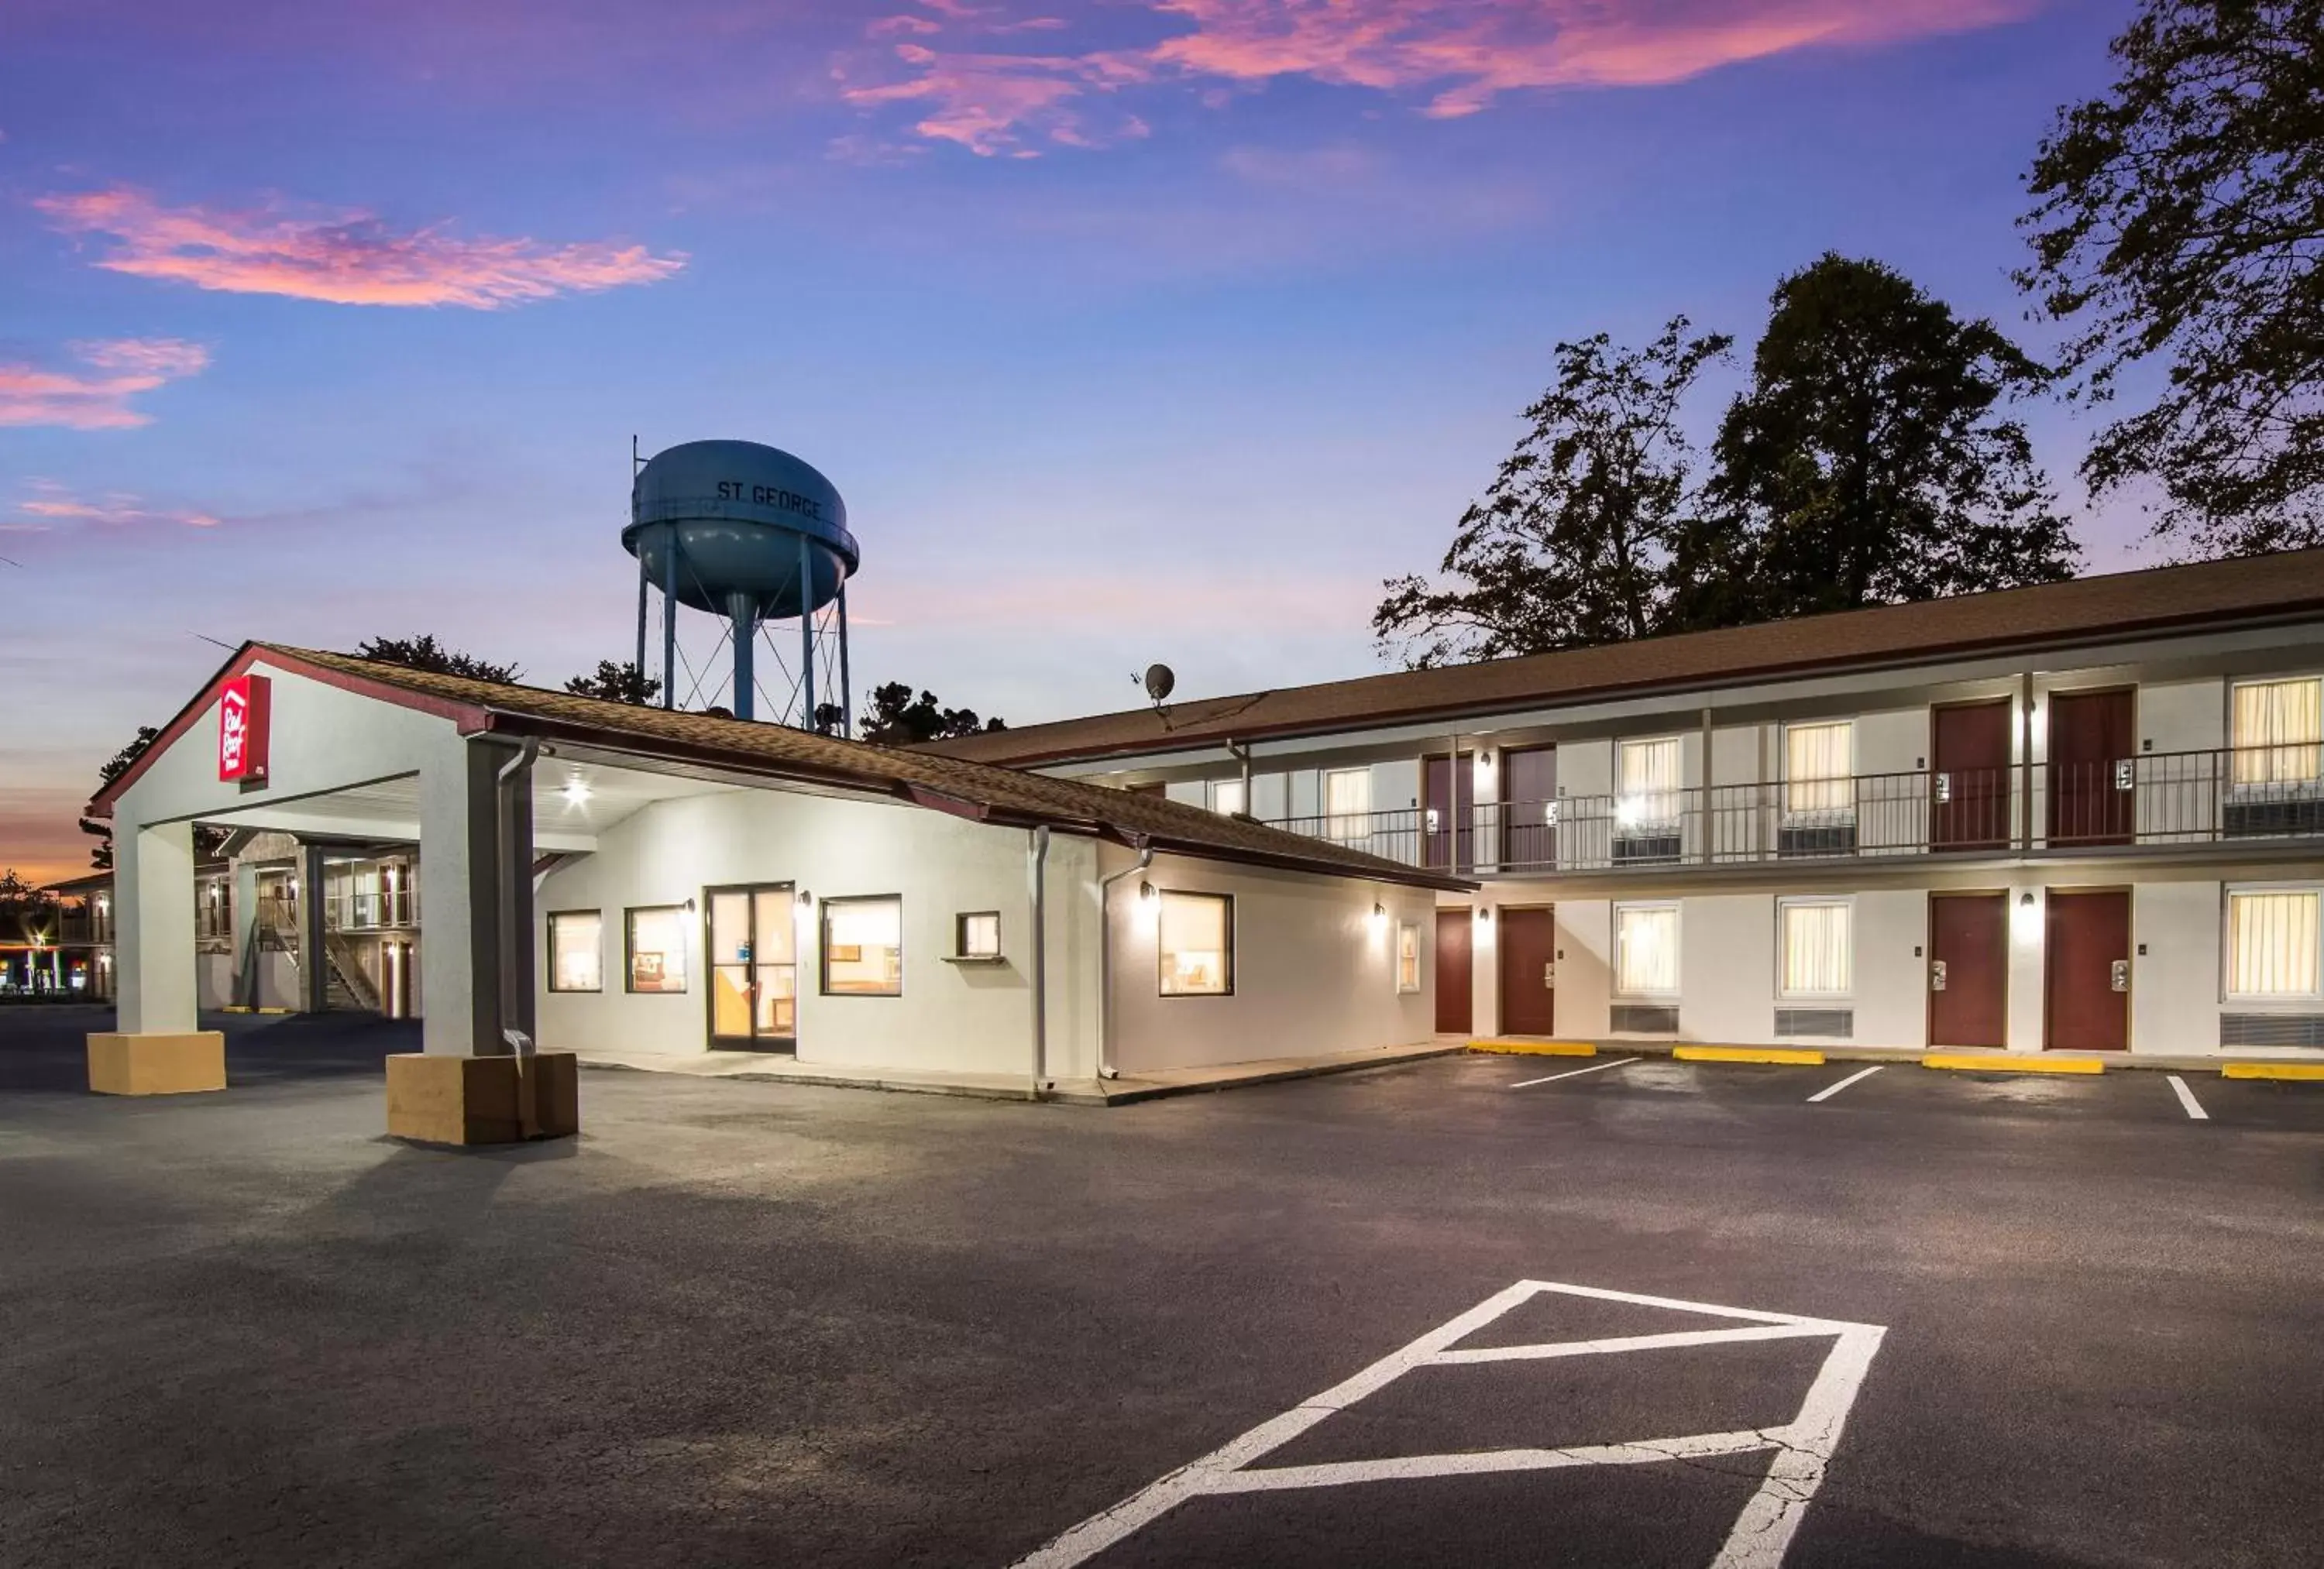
[
  {"left": 1674, "top": 1045, "right": 1827, "bottom": 1066},
  {"left": 86, "top": 1032, "right": 227, "bottom": 1096},
  {"left": 2221, "top": 1061, "right": 2324, "bottom": 1081},
  {"left": 386, "top": 1052, "right": 579, "bottom": 1145},
  {"left": 1922, "top": 1052, "right": 2106, "bottom": 1075},
  {"left": 1467, "top": 1040, "right": 1597, "bottom": 1058}
]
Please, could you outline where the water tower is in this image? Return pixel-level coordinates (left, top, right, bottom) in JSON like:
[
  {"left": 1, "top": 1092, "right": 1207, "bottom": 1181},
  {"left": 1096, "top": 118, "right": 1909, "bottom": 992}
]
[{"left": 624, "top": 439, "right": 859, "bottom": 732}]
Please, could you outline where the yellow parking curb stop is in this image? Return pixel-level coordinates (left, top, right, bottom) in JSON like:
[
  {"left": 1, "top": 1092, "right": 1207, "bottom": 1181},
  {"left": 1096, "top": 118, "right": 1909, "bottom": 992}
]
[
  {"left": 1469, "top": 1040, "right": 1597, "bottom": 1058},
  {"left": 2221, "top": 1062, "right": 2324, "bottom": 1081},
  {"left": 1922, "top": 1052, "right": 2105, "bottom": 1075},
  {"left": 1674, "top": 1045, "right": 1827, "bottom": 1066}
]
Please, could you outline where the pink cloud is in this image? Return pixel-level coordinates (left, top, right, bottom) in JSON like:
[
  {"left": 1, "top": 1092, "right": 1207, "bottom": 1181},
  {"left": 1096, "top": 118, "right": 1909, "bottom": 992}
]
[
  {"left": 0, "top": 338, "right": 209, "bottom": 430},
  {"left": 15, "top": 479, "right": 219, "bottom": 529},
  {"left": 36, "top": 187, "right": 687, "bottom": 309},
  {"left": 847, "top": 0, "right": 2040, "bottom": 152}
]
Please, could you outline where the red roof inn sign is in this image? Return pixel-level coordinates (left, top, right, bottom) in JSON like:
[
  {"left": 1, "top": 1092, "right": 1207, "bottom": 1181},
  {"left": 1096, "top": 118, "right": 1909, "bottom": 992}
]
[{"left": 217, "top": 674, "right": 271, "bottom": 783}]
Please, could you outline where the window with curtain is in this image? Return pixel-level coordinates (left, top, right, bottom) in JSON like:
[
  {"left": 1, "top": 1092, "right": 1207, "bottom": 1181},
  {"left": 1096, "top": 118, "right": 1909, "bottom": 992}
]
[
  {"left": 1618, "top": 738, "right": 1682, "bottom": 827},
  {"left": 1160, "top": 891, "right": 1233, "bottom": 995},
  {"left": 2226, "top": 889, "right": 2320, "bottom": 997},
  {"left": 548, "top": 910, "right": 602, "bottom": 993},
  {"left": 1614, "top": 903, "right": 1679, "bottom": 996},
  {"left": 2232, "top": 678, "right": 2322, "bottom": 787},
  {"left": 1210, "top": 778, "right": 1246, "bottom": 817},
  {"left": 1325, "top": 769, "right": 1371, "bottom": 841},
  {"left": 1779, "top": 900, "right": 1852, "bottom": 996},
  {"left": 1784, "top": 721, "right": 1855, "bottom": 818}
]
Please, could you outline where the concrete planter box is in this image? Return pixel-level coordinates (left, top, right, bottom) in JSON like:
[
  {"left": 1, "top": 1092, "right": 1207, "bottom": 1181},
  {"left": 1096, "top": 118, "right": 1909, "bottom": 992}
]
[
  {"left": 386, "top": 1052, "right": 579, "bottom": 1145},
  {"left": 87, "top": 1032, "right": 227, "bottom": 1096}
]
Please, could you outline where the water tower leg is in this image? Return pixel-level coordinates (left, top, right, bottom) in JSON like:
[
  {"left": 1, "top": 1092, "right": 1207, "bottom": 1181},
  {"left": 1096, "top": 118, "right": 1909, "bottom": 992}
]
[
  {"left": 729, "top": 592, "right": 755, "bottom": 723},
  {"left": 661, "top": 528, "right": 679, "bottom": 710},
  {"left": 798, "top": 533, "right": 816, "bottom": 731},
  {"left": 837, "top": 581, "right": 853, "bottom": 740},
  {"left": 634, "top": 548, "right": 648, "bottom": 699}
]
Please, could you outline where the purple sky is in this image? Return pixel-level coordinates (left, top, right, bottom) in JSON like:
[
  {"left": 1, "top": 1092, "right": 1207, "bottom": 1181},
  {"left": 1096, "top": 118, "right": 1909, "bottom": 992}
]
[{"left": 2, "top": 0, "right": 2143, "bottom": 882}]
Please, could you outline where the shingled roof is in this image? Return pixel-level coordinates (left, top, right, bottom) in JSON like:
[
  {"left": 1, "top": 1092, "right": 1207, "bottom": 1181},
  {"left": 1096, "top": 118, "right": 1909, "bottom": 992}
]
[
  {"left": 91, "top": 644, "right": 1470, "bottom": 894},
  {"left": 925, "top": 548, "right": 2324, "bottom": 767}
]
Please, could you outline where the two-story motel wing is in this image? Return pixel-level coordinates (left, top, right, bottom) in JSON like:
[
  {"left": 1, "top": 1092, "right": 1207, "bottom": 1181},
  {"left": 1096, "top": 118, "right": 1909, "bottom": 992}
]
[{"left": 927, "top": 549, "right": 2324, "bottom": 1060}]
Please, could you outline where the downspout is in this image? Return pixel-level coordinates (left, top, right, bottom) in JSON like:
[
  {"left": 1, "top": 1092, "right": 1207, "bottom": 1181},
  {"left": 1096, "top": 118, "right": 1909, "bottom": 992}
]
[
  {"left": 1028, "top": 825, "right": 1051, "bottom": 1101},
  {"left": 1097, "top": 835, "right": 1155, "bottom": 1080},
  {"left": 496, "top": 737, "right": 540, "bottom": 1133},
  {"left": 1227, "top": 739, "right": 1253, "bottom": 813}
]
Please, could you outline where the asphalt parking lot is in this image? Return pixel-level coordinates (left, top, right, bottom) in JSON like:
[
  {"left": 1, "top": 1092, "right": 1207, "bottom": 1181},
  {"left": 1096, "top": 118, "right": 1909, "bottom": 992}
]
[{"left": 4, "top": 1007, "right": 2322, "bottom": 1568}]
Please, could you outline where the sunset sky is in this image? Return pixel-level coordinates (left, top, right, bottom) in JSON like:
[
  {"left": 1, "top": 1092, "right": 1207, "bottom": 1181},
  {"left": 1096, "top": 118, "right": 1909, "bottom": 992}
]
[{"left": 3, "top": 0, "right": 2141, "bottom": 882}]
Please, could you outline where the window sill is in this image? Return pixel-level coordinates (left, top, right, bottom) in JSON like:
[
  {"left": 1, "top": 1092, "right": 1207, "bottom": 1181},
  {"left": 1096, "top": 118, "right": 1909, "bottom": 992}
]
[{"left": 941, "top": 954, "right": 1009, "bottom": 966}]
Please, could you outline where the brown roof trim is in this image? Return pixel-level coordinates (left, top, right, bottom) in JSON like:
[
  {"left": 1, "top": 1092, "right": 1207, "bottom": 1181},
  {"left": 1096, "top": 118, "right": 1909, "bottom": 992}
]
[{"left": 926, "top": 550, "right": 2324, "bottom": 768}]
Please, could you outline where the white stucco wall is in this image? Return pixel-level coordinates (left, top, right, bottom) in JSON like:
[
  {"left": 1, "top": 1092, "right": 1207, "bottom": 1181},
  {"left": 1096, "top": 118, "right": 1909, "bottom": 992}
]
[
  {"left": 2133, "top": 879, "right": 2222, "bottom": 1054},
  {"left": 1105, "top": 850, "right": 1436, "bottom": 1073},
  {"left": 1552, "top": 898, "right": 1611, "bottom": 1039},
  {"left": 2140, "top": 678, "right": 2225, "bottom": 756},
  {"left": 535, "top": 787, "right": 1102, "bottom": 1081}
]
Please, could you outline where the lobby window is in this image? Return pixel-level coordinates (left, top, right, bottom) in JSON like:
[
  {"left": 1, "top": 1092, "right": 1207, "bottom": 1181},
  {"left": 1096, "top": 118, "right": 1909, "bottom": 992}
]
[
  {"left": 823, "top": 896, "right": 903, "bottom": 996},
  {"left": 1779, "top": 898, "right": 1852, "bottom": 997},
  {"left": 2232, "top": 678, "right": 2322, "bottom": 788},
  {"left": 956, "top": 911, "right": 1002, "bottom": 960},
  {"left": 2226, "top": 887, "right": 2320, "bottom": 999},
  {"left": 548, "top": 910, "right": 603, "bottom": 993},
  {"left": 1160, "top": 891, "right": 1234, "bottom": 996},
  {"left": 1209, "top": 778, "right": 1246, "bottom": 817},
  {"left": 625, "top": 905, "right": 688, "bottom": 994},
  {"left": 1325, "top": 769, "right": 1371, "bottom": 841},
  {"left": 1784, "top": 721, "right": 1855, "bottom": 819},
  {"left": 1618, "top": 738, "right": 1683, "bottom": 827},
  {"left": 1396, "top": 922, "right": 1422, "bottom": 994},
  {"left": 1614, "top": 902, "right": 1679, "bottom": 997}
]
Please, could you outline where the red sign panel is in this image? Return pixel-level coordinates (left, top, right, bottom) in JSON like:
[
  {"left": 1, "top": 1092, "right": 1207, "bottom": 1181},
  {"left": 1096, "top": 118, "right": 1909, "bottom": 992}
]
[{"left": 218, "top": 674, "right": 271, "bottom": 783}]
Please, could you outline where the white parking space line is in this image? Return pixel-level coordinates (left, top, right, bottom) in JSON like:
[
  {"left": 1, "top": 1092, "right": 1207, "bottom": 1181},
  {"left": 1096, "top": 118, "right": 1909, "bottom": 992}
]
[
  {"left": 1006, "top": 1279, "right": 1887, "bottom": 1569},
  {"left": 1806, "top": 1065, "right": 1886, "bottom": 1104},
  {"left": 2167, "top": 1074, "right": 2210, "bottom": 1121},
  {"left": 1509, "top": 1056, "right": 1641, "bottom": 1090}
]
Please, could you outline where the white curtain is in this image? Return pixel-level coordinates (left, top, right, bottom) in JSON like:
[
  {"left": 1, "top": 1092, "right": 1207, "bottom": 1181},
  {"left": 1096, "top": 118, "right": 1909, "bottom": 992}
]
[
  {"left": 1781, "top": 901, "right": 1851, "bottom": 995},
  {"left": 1620, "top": 739, "right": 1682, "bottom": 827},
  {"left": 1325, "top": 769, "right": 1371, "bottom": 841},
  {"left": 2228, "top": 890, "right": 2319, "bottom": 996},
  {"left": 2233, "top": 679, "right": 2322, "bottom": 786},
  {"left": 1616, "top": 905, "right": 1679, "bottom": 995},
  {"left": 1785, "top": 721, "right": 1855, "bottom": 817}
]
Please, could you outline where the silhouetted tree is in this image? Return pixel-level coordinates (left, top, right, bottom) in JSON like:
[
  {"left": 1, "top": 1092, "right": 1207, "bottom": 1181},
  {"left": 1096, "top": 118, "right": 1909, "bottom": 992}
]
[
  {"left": 1374, "top": 317, "right": 1733, "bottom": 667},
  {"left": 352, "top": 634, "right": 521, "bottom": 683},
  {"left": 1690, "top": 254, "right": 2078, "bottom": 624},
  {"left": 2020, "top": 0, "right": 2324, "bottom": 555},
  {"left": 858, "top": 682, "right": 1007, "bottom": 744},
  {"left": 564, "top": 660, "right": 658, "bottom": 705}
]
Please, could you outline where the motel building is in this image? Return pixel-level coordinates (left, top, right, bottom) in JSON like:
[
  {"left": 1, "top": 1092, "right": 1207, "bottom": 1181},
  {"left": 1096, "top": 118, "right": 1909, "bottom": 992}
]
[
  {"left": 84, "top": 644, "right": 1461, "bottom": 1134},
  {"left": 930, "top": 549, "right": 2324, "bottom": 1065}
]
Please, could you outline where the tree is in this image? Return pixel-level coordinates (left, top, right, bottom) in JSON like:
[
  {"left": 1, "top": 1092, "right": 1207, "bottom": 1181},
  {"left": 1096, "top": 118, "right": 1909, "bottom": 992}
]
[
  {"left": 78, "top": 726, "right": 160, "bottom": 869},
  {"left": 857, "top": 682, "right": 1007, "bottom": 745},
  {"left": 1374, "top": 317, "right": 1734, "bottom": 667},
  {"left": 0, "top": 870, "right": 60, "bottom": 945},
  {"left": 2019, "top": 0, "right": 2324, "bottom": 556},
  {"left": 352, "top": 634, "right": 521, "bottom": 683},
  {"left": 564, "top": 660, "right": 658, "bottom": 705},
  {"left": 1697, "top": 254, "right": 2078, "bottom": 623}
]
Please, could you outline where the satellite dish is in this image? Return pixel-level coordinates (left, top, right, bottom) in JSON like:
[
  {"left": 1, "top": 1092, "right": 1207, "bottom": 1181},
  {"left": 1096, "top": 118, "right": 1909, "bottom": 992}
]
[{"left": 1142, "top": 664, "right": 1176, "bottom": 704}]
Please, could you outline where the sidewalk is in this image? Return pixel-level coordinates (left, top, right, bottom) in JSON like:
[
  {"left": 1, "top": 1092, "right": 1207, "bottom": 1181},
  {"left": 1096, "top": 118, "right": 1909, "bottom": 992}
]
[{"left": 569, "top": 1038, "right": 1462, "bottom": 1106}]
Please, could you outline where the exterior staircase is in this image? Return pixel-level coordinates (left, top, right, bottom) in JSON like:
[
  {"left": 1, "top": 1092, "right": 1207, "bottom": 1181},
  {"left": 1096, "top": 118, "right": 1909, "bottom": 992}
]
[{"left": 321, "top": 932, "right": 381, "bottom": 1013}]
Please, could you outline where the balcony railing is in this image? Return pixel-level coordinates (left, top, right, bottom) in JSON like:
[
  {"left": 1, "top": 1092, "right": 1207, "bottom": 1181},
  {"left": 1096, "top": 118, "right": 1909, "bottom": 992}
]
[
  {"left": 324, "top": 887, "right": 418, "bottom": 933},
  {"left": 1264, "top": 747, "right": 2324, "bottom": 875}
]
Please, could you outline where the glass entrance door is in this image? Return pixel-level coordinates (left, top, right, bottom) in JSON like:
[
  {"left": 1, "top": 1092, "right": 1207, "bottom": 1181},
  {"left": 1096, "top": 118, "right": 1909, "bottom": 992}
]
[{"left": 707, "top": 884, "right": 798, "bottom": 1052}]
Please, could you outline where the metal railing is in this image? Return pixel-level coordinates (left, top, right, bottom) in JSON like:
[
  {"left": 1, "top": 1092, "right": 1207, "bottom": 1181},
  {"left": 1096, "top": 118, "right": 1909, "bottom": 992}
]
[
  {"left": 1263, "top": 746, "right": 2324, "bottom": 875},
  {"left": 323, "top": 886, "right": 418, "bottom": 933}
]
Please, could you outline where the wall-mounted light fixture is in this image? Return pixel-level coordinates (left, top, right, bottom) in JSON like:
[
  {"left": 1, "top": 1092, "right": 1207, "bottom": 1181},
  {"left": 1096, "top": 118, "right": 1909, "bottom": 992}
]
[
  {"left": 1476, "top": 905, "right": 1492, "bottom": 922},
  {"left": 2012, "top": 889, "right": 2042, "bottom": 945},
  {"left": 796, "top": 888, "right": 814, "bottom": 908},
  {"left": 1139, "top": 880, "right": 1157, "bottom": 905}
]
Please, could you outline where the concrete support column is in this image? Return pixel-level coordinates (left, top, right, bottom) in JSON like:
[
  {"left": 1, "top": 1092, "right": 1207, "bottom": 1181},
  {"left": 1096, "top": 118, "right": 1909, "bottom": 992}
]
[
  {"left": 118, "top": 819, "right": 199, "bottom": 1036},
  {"left": 418, "top": 741, "right": 504, "bottom": 1056},
  {"left": 300, "top": 841, "right": 328, "bottom": 1014},
  {"left": 230, "top": 859, "right": 260, "bottom": 1006}
]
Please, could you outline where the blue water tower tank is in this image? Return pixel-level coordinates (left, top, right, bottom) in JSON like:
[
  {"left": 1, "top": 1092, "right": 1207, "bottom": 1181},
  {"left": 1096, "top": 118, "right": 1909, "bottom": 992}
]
[
  {"left": 623, "top": 439, "right": 858, "bottom": 618},
  {"left": 623, "top": 440, "right": 860, "bottom": 724}
]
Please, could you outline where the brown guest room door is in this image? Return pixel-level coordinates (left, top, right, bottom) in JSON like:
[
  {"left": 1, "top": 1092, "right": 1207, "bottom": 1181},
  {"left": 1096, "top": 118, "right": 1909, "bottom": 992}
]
[
  {"left": 1929, "top": 893, "right": 2008, "bottom": 1049},
  {"left": 1435, "top": 908, "right": 1473, "bottom": 1035},
  {"left": 1932, "top": 699, "right": 2012, "bottom": 851},
  {"left": 2049, "top": 688, "right": 2136, "bottom": 846},
  {"left": 2047, "top": 889, "right": 2131, "bottom": 1052},
  {"left": 1498, "top": 907, "right": 1557, "bottom": 1036}
]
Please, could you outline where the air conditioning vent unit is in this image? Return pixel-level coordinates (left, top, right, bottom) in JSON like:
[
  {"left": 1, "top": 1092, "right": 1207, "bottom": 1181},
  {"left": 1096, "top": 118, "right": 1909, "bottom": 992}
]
[
  {"left": 1613, "top": 832, "right": 1683, "bottom": 867},
  {"left": 1778, "top": 822, "right": 1858, "bottom": 858},
  {"left": 1610, "top": 1004, "right": 1679, "bottom": 1035},
  {"left": 1776, "top": 1008, "right": 1854, "bottom": 1039},
  {"left": 2219, "top": 1013, "right": 2324, "bottom": 1049},
  {"left": 2223, "top": 797, "right": 2324, "bottom": 838}
]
